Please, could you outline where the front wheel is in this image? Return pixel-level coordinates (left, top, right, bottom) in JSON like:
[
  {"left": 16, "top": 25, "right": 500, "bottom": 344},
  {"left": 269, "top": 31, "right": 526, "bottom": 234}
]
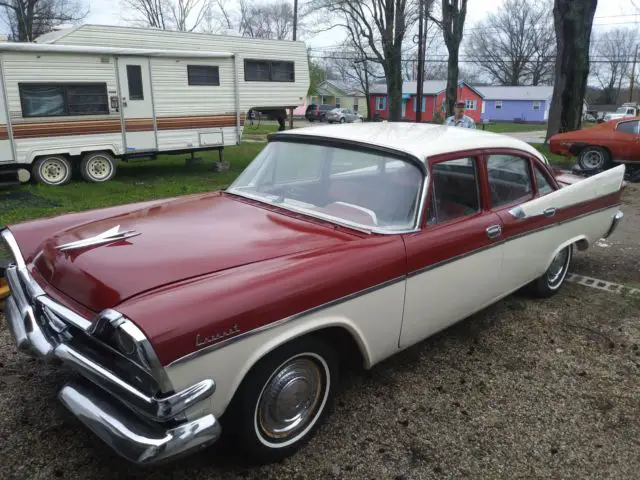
[
  {"left": 525, "top": 245, "right": 573, "bottom": 298},
  {"left": 339, "top": 117, "right": 346, "bottom": 124},
  {"left": 226, "top": 336, "right": 338, "bottom": 463}
]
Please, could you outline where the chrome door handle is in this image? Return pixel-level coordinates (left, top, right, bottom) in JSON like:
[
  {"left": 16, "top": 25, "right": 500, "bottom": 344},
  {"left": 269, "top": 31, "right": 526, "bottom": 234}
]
[
  {"left": 486, "top": 225, "right": 502, "bottom": 239},
  {"left": 543, "top": 207, "right": 556, "bottom": 217}
]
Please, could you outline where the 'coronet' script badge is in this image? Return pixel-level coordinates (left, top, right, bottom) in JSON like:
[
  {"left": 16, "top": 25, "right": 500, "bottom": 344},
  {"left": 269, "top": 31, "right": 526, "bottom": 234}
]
[{"left": 196, "top": 324, "right": 242, "bottom": 348}]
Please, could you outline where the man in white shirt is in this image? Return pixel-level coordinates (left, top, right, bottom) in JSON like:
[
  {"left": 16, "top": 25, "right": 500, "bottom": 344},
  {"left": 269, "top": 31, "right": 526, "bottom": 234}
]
[{"left": 445, "top": 101, "right": 476, "bottom": 128}]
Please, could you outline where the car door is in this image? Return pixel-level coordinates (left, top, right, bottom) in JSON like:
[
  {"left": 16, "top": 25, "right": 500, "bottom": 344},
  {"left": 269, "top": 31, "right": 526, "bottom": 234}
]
[
  {"left": 611, "top": 120, "right": 640, "bottom": 161},
  {"left": 400, "top": 155, "right": 504, "bottom": 349},
  {"left": 489, "top": 151, "right": 625, "bottom": 291}
]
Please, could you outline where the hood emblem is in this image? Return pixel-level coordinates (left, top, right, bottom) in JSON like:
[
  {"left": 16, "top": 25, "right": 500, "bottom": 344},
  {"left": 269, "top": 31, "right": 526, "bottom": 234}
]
[{"left": 56, "top": 225, "right": 140, "bottom": 252}]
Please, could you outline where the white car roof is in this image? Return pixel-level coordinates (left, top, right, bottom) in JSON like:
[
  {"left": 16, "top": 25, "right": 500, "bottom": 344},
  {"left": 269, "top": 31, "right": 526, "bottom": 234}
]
[{"left": 276, "top": 122, "right": 547, "bottom": 164}]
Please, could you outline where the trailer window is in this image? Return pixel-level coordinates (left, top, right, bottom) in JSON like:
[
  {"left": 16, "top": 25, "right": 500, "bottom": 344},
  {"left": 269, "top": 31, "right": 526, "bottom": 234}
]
[
  {"left": 187, "top": 65, "right": 220, "bottom": 86},
  {"left": 19, "top": 83, "right": 108, "bottom": 117},
  {"left": 19, "top": 85, "right": 65, "bottom": 117},
  {"left": 126, "top": 65, "right": 144, "bottom": 100},
  {"left": 67, "top": 84, "right": 109, "bottom": 115},
  {"left": 244, "top": 60, "right": 294, "bottom": 82}
]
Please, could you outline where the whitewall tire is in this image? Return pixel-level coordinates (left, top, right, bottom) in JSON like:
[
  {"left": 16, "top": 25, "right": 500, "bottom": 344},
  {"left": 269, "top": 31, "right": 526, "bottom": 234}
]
[
  {"left": 80, "top": 152, "right": 116, "bottom": 183},
  {"left": 526, "top": 245, "right": 573, "bottom": 298},
  {"left": 225, "top": 336, "right": 338, "bottom": 463},
  {"left": 32, "top": 155, "right": 72, "bottom": 186}
]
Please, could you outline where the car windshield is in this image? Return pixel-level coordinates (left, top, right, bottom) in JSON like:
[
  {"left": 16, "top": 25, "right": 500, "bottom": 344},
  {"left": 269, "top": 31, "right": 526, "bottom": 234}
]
[
  {"left": 227, "top": 141, "right": 424, "bottom": 232},
  {"left": 616, "top": 107, "right": 630, "bottom": 114}
]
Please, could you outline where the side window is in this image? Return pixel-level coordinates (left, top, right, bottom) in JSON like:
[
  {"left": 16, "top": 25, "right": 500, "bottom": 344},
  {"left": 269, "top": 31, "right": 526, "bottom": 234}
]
[
  {"left": 534, "top": 166, "right": 553, "bottom": 196},
  {"left": 616, "top": 120, "right": 639, "bottom": 135},
  {"left": 487, "top": 155, "right": 533, "bottom": 208},
  {"left": 427, "top": 158, "right": 480, "bottom": 225},
  {"left": 126, "top": 65, "right": 144, "bottom": 100}
]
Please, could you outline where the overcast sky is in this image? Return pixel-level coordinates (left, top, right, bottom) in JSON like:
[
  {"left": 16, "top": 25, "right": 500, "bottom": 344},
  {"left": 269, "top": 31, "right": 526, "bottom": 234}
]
[{"left": 85, "top": 0, "right": 640, "bottom": 49}]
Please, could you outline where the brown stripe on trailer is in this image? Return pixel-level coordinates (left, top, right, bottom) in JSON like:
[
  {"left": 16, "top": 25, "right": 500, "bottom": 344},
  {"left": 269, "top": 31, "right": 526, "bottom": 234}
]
[{"left": 3, "top": 114, "right": 245, "bottom": 139}]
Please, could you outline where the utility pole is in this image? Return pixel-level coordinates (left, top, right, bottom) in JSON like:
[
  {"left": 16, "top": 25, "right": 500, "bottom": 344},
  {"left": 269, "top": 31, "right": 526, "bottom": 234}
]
[
  {"left": 290, "top": 0, "right": 299, "bottom": 130},
  {"left": 415, "top": 0, "right": 425, "bottom": 123},
  {"left": 630, "top": 44, "right": 638, "bottom": 103}
]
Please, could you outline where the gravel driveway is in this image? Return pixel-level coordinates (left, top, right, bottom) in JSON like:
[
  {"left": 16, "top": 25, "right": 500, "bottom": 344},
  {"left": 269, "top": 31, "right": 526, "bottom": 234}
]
[{"left": 1, "top": 188, "right": 639, "bottom": 480}]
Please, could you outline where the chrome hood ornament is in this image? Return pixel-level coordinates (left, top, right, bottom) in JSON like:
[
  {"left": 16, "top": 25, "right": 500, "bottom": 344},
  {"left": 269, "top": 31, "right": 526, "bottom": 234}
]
[{"left": 56, "top": 225, "right": 140, "bottom": 252}]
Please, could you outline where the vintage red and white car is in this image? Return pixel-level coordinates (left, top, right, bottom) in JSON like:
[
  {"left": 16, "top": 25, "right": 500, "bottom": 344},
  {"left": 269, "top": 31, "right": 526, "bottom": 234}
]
[{"left": 1, "top": 123, "right": 626, "bottom": 466}]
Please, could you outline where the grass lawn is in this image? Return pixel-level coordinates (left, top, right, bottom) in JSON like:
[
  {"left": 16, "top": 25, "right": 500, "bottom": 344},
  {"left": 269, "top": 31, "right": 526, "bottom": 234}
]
[
  {"left": 483, "top": 123, "right": 547, "bottom": 133},
  {"left": 0, "top": 143, "right": 265, "bottom": 225},
  {"left": 533, "top": 144, "right": 575, "bottom": 167}
]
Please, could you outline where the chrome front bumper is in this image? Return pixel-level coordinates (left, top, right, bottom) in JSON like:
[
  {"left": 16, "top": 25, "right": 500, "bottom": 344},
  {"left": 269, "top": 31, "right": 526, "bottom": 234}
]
[{"left": 2, "top": 229, "right": 221, "bottom": 465}]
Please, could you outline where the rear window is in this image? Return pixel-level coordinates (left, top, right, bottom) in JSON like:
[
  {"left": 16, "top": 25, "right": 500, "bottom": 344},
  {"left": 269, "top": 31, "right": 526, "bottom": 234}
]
[{"left": 319, "top": 105, "right": 335, "bottom": 111}]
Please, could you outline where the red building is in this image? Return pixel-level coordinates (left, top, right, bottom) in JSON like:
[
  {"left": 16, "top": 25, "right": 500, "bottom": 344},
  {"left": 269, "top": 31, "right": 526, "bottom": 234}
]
[{"left": 369, "top": 81, "right": 484, "bottom": 123}]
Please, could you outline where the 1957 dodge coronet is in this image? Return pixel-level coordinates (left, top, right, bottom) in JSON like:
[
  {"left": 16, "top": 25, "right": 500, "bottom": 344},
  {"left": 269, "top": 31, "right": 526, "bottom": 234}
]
[{"left": 1, "top": 123, "right": 625, "bottom": 465}]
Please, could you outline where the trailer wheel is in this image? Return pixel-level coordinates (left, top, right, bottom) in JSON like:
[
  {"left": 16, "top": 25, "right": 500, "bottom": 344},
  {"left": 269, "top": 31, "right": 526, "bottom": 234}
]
[
  {"left": 32, "top": 155, "right": 72, "bottom": 186},
  {"left": 80, "top": 152, "right": 116, "bottom": 183}
]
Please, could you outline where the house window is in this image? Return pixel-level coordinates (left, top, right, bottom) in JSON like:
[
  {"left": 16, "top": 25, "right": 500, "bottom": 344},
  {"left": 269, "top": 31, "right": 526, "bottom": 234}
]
[
  {"left": 495, "top": 100, "right": 503, "bottom": 110},
  {"left": 335, "top": 97, "right": 341, "bottom": 108},
  {"left": 533, "top": 101, "right": 541, "bottom": 111},
  {"left": 126, "top": 65, "right": 144, "bottom": 100},
  {"left": 353, "top": 97, "right": 359, "bottom": 112},
  {"left": 422, "top": 96, "right": 426, "bottom": 112},
  {"left": 244, "top": 59, "right": 294, "bottom": 82},
  {"left": 376, "top": 97, "right": 387, "bottom": 110},
  {"left": 187, "top": 65, "right": 220, "bottom": 86},
  {"left": 465, "top": 99, "right": 477, "bottom": 110},
  {"left": 402, "top": 100, "right": 406, "bottom": 117},
  {"left": 19, "top": 83, "right": 109, "bottom": 118}
]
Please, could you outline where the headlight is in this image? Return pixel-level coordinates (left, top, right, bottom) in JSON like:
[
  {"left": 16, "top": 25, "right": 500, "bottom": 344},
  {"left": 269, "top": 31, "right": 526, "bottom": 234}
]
[{"left": 92, "top": 309, "right": 155, "bottom": 371}]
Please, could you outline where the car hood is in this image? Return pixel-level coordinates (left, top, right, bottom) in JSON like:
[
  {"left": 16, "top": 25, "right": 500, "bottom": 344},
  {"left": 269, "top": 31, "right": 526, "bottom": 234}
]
[{"left": 31, "top": 193, "right": 357, "bottom": 313}]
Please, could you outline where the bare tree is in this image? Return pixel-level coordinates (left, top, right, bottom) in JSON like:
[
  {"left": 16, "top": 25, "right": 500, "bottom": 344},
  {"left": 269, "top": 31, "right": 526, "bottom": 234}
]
[
  {"left": 591, "top": 28, "right": 637, "bottom": 105},
  {"left": 237, "top": 0, "right": 294, "bottom": 40},
  {"left": 546, "top": 0, "right": 598, "bottom": 140},
  {"left": 121, "top": 0, "right": 211, "bottom": 31},
  {"left": 312, "top": 1, "right": 414, "bottom": 122},
  {"left": 0, "top": 0, "right": 88, "bottom": 41},
  {"left": 431, "top": 0, "right": 468, "bottom": 116},
  {"left": 466, "top": 0, "right": 554, "bottom": 86}
]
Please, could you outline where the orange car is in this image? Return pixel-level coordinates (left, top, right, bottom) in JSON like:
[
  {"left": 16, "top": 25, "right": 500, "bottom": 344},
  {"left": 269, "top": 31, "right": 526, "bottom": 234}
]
[{"left": 549, "top": 118, "right": 640, "bottom": 171}]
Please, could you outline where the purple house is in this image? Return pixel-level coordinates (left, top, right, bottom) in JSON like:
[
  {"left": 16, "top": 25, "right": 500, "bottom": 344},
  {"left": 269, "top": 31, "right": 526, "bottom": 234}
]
[{"left": 476, "top": 86, "right": 554, "bottom": 123}]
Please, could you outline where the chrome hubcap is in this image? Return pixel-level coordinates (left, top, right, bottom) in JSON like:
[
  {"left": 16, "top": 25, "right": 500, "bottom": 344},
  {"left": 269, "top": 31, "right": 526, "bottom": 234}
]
[
  {"left": 547, "top": 248, "right": 569, "bottom": 286},
  {"left": 41, "top": 158, "right": 68, "bottom": 184},
  {"left": 257, "top": 357, "right": 323, "bottom": 440},
  {"left": 87, "top": 157, "right": 112, "bottom": 180},
  {"left": 582, "top": 151, "right": 604, "bottom": 170}
]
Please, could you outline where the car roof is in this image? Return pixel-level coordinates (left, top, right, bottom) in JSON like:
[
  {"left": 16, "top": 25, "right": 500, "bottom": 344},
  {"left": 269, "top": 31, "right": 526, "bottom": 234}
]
[{"left": 274, "top": 122, "right": 547, "bottom": 163}]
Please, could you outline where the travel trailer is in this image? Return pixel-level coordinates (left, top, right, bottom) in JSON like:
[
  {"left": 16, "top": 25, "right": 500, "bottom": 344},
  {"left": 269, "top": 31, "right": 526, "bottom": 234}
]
[{"left": 0, "top": 26, "right": 309, "bottom": 186}]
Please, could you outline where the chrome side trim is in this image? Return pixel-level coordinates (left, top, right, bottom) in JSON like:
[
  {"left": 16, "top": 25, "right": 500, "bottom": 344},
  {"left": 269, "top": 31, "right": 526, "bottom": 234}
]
[
  {"left": 59, "top": 382, "right": 221, "bottom": 466},
  {"left": 603, "top": 209, "right": 624, "bottom": 238},
  {"left": 168, "top": 274, "right": 407, "bottom": 367},
  {"left": 1, "top": 228, "right": 26, "bottom": 269},
  {"left": 408, "top": 203, "right": 621, "bottom": 279}
]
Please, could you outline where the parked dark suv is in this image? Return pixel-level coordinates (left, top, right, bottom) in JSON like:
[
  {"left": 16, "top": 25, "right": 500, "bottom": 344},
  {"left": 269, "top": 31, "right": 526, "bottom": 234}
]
[{"left": 305, "top": 104, "right": 337, "bottom": 122}]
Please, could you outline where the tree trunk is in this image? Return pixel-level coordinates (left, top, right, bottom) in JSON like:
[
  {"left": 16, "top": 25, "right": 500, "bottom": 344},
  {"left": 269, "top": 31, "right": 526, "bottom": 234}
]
[
  {"left": 387, "top": 53, "right": 404, "bottom": 121},
  {"left": 546, "top": 0, "right": 598, "bottom": 141},
  {"left": 445, "top": 49, "right": 459, "bottom": 116}
]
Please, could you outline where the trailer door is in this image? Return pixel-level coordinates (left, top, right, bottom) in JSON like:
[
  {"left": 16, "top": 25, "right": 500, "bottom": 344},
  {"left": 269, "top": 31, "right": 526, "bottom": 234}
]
[{"left": 117, "top": 57, "right": 157, "bottom": 153}]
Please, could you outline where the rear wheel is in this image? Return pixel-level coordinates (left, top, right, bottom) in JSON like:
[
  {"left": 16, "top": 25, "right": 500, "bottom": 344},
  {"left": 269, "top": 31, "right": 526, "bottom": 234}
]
[
  {"left": 80, "top": 152, "right": 116, "bottom": 183},
  {"left": 32, "top": 155, "right": 72, "bottom": 186},
  {"left": 578, "top": 147, "right": 611, "bottom": 171},
  {"left": 525, "top": 245, "right": 573, "bottom": 298},
  {"left": 225, "top": 336, "right": 338, "bottom": 463}
]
